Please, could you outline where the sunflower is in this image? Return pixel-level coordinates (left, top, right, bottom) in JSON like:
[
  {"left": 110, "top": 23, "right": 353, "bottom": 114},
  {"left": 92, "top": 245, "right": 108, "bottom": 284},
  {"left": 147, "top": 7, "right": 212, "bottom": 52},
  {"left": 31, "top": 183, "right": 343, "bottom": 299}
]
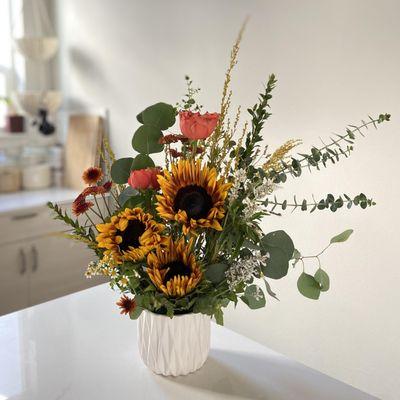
[
  {"left": 96, "top": 208, "right": 166, "bottom": 263},
  {"left": 156, "top": 160, "right": 231, "bottom": 234},
  {"left": 146, "top": 237, "right": 202, "bottom": 297}
]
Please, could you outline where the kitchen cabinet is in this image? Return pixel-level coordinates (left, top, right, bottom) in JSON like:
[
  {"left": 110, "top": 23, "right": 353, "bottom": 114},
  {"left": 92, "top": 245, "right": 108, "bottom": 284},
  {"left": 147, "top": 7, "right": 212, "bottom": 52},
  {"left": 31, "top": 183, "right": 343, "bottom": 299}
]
[
  {"left": 0, "top": 242, "right": 30, "bottom": 315},
  {"left": 0, "top": 190, "right": 107, "bottom": 316}
]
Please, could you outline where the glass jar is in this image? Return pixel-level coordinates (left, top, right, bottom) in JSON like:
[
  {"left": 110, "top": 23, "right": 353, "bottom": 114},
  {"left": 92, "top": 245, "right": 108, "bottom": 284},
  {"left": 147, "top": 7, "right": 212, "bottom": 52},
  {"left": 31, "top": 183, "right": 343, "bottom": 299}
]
[
  {"left": 0, "top": 149, "right": 22, "bottom": 193},
  {"left": 21, "top": 146, "right": 52, "bottom": 190}
]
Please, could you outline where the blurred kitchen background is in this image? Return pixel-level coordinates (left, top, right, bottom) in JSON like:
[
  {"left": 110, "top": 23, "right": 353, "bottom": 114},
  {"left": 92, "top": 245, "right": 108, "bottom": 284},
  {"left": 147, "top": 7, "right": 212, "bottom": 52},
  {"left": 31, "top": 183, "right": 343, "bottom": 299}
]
[
  {"left": 0, "top": 1, "right": 399, "bottom": 399},
  {"left": 0, "top": 0, "right": 108, "bottom": 317}
]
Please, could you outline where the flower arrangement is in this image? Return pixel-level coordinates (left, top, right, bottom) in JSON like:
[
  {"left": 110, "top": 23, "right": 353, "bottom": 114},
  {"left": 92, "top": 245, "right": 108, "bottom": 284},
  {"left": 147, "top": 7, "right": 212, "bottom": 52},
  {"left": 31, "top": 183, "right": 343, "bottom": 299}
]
[{"left": 48, "top": 26, "right": 390, "bottom": 325}]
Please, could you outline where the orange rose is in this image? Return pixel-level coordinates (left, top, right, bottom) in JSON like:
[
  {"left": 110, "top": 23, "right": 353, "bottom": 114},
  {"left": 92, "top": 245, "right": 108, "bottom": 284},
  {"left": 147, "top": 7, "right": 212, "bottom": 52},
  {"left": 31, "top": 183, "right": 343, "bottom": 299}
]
[
  {"left": 128, "top": 167, "right": 161, "bottom": 190},
  {"left": 179, "top": 111, "right": 219, "bottom": 140}
]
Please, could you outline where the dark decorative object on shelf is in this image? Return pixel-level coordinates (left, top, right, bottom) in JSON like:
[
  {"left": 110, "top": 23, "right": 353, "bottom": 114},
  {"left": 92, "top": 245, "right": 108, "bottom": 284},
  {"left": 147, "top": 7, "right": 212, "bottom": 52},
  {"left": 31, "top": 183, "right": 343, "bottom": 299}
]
[
  {"left": 33, "top": 108, "right": 55, "bottom": 135},
  {"left": 6, "top": 115, "right": 25, "bottom": 133}
]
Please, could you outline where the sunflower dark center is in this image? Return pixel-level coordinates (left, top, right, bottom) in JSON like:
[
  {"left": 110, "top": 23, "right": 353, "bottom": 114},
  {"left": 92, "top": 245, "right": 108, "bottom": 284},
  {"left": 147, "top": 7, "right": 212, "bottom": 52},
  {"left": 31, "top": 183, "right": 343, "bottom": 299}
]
[
  {"left": 163, "top": 261, "right": 191, "bottom": 282},
  {"left": 118, "top": 220, "right": 146, "bottom": 251},
  {"left": 174, "top": 185, "right": 212, "bottom": 220}
]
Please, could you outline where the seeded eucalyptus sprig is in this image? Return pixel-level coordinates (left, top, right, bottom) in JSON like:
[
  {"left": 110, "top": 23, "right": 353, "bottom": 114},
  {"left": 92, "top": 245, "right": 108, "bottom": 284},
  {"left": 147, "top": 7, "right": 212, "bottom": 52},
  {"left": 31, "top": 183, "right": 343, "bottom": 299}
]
[
  {"left": 264, "top": 193, "right": 375, "bottom": 214},
  {"left": 269, "top": 113, "right": 391, "bottom": 183}
]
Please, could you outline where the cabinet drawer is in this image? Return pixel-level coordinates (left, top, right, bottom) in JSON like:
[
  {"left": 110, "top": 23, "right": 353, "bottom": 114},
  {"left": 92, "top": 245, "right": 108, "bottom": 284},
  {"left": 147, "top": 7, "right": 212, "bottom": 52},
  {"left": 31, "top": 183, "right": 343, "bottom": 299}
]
[{"left": 0, "top": 203, "right": 71, "bottom": 246}]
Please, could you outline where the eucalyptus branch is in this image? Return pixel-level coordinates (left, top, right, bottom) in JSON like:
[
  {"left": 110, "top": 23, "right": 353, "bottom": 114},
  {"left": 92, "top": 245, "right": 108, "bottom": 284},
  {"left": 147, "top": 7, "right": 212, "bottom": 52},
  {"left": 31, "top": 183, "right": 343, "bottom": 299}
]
[
  {"left": 269, "top": 113, "right": 391, "bottom": 183},
  {"left": 264, "top": 192, "right": 375, "bottom": 213}
]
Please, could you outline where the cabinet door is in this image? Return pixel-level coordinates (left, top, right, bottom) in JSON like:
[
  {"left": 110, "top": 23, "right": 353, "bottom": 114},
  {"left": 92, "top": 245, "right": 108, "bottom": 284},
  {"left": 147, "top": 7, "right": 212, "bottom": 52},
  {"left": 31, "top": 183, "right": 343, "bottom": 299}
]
[
  {"left": 0, "top": 242, "right": 30, "bottom": 316},
  {"left": 28, "top": 235, "right": 105, "bottom": 306}
]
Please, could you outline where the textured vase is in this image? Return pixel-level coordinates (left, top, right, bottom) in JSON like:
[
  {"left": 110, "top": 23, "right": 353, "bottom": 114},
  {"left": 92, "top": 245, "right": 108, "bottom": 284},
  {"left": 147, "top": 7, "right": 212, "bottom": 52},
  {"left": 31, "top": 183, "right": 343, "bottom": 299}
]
[{"left": 138, "top": 310, "right": 211, "bottom": 376}]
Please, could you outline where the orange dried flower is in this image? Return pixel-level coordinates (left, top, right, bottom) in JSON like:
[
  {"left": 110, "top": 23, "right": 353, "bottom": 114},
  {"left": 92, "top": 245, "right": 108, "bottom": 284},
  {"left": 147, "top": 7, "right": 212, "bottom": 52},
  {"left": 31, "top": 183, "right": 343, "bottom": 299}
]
[
  {"left": 116, "top": 295, "right": 136, "bottom": 315},
  {"left": 82, "top": 167, "right": 103, "bottom": 185},
  {"left": 159, "top": 134, "right": 189, "bottom": 144},
  {"left": 72, "top": 195, "right": 94, "bottom": 216}
]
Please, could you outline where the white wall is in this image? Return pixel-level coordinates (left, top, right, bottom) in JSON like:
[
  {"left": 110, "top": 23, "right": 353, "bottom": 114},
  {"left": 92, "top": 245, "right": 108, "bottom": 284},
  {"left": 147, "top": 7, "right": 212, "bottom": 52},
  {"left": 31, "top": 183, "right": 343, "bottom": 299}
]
[{"left": 54, "top": 1, "right": 400, "bottom": 398}]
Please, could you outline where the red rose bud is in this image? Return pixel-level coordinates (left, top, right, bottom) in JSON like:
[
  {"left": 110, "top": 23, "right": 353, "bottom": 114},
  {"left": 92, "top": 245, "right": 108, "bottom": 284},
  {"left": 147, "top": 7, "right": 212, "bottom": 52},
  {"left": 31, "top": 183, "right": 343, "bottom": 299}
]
[
  {"left": 179, "top": 111, "right": 219, "bottom": 140},
  {"left": 128, "top": 167, "right": 161, "bottom": 190}
]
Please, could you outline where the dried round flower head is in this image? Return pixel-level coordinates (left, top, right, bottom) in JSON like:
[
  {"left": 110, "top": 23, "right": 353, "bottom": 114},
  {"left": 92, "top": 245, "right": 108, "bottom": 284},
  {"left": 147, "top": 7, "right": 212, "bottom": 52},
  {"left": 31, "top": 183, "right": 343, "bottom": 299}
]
[
  {"left": 82, "top": 167, "right": 103, "bottom": 185},
  {"left": 116, "top": 295, "right": 136, "bottom": 315},
  {"left": 72, "top": 195, "right": 94, "bottom": 216}
]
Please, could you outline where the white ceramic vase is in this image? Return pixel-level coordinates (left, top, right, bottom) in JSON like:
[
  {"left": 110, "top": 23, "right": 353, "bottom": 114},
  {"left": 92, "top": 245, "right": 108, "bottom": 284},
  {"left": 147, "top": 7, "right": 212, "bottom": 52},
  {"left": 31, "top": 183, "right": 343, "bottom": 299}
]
[{"left": 138, "top": 310, "right": 210, "bottom": 376}]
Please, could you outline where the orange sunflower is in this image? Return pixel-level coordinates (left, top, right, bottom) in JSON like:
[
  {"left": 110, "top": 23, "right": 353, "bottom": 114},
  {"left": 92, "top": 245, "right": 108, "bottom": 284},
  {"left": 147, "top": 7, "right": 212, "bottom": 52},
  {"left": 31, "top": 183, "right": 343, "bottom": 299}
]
[
  {"left": 96, "top": 208, "right": 166, "bottom": 263},
  {"left": 156, "top": 160, "right": 231, "bottom": 234},
  {"left": 146, "top": 237, "right": 202, "bottom": 297}
]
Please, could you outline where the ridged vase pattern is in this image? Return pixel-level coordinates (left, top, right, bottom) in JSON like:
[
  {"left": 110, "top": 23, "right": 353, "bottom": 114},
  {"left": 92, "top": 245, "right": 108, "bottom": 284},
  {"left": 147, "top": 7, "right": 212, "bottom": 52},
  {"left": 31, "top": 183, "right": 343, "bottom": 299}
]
[{"left": 137, "top": 310, "right": 211, "bottom": 376}]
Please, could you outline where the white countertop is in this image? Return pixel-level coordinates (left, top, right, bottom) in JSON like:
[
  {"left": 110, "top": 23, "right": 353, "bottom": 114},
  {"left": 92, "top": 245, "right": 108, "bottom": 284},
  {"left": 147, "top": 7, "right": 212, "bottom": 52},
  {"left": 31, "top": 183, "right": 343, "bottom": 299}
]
[
  {"left": 0, "top": 187, "right": 78, "bottom": 214},
  {"left": 0, "top": 284, "right": 377, "bottom": 400}
]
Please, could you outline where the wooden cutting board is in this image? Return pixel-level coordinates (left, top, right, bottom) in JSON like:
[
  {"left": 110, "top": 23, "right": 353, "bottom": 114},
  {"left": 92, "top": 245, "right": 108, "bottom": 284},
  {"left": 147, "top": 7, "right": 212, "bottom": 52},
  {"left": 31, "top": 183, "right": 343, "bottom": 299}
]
[{"left": 64, "top": 115, "right": 104, "bottom": 190}]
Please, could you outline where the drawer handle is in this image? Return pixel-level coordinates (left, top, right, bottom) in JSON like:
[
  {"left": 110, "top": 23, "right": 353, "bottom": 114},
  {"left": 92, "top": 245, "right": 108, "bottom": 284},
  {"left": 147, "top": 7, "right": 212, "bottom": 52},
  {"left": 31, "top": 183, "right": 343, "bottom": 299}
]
[
  {"left": 19, "top": 249, "right": 27, "bottom": 275},
  {"left": 12, "top": 212, "right": 38, "bottom": 221},
  {"left": 31, "top": 245, "right": 39, "bottom": 272}
]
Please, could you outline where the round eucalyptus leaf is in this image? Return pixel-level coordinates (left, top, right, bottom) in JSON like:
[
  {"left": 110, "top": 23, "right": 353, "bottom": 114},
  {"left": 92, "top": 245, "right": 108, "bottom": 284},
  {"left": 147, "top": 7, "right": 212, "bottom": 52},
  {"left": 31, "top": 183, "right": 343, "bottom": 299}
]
[
  {"left": 314, "top": 268, "right": 330, "bottom": 292},
  {"left": 132, "top": 125, "right": 164, "bottom": 154},
  {"left": 131, "top": 154, "right": 155, "bottom": 170},
  {"left": 118, "top": 187, "right": 139, "bottom": 207},
  {"left": 260, "top": 230, "right": 295, "bottom": 260},
  {"left": 241, "top": 285, "right": 266, "bottom": 309},
  {"left": 110, "top": 157, "right": 134, "bottom": 184},
  {"left": 140, "top": 102, "right": 176, "bottom": 130},
  {"left": 261, "top": 246, "right": 289, "bottom": 279},
  {"left": 205, "top": 263, "right": 229, "bottom": 284},
  {"left": 297, "top": 272, "right": 321, "bottom": 300}
]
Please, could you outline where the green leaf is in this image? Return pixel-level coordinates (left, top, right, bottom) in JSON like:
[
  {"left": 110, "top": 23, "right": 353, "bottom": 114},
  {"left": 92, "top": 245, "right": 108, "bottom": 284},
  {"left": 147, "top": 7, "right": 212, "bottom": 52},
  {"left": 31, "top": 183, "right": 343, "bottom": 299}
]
[
  {"left": 118, "top": 187, "right": 139, "bottom": 207},
  {"left": 131, "top": 154, "right": 155, "bottom": 170},
  {"left": 205, "top": 263, "right": 229, "bottom": 284},
  {"left": 297, "top": 273, "right": 321, "bottom": 300},
  {"left": 263, "top": 279, "right": 279, "bottom": 300},
  {"left": 132, "top": 125, "right": 164, "bottom": 154},
  {"left": 330, "top": 229, "right": 353, "bottom": 244},
  {"left": 261, "top": 247, "right": 289, "bottom": 279},
  {"left": 260, "top": 230, "right": 295, "bottom": 259},
  {"left": 214, "top": 308, "right": 224, "bottom": 325},
  {"left": 139, "top": 102, "right": 176, "bottom": 130},
  {"left": 314, "top": 268, "right": 330, "bottom": 292},
  {"left": 129, "top": 306, "right": 143, "bottom": 320},
  {"left": 124, "top": 194, "right": 145, "bottom": 208},
  {"left": 292, "top": 248, "right": 302, "bottom": 267},
  {"left": 241, "top": 285, "right": 266, "bottom": 309},
  {"left": 111, "top": 157, "right": 134, "bottom": 184}
]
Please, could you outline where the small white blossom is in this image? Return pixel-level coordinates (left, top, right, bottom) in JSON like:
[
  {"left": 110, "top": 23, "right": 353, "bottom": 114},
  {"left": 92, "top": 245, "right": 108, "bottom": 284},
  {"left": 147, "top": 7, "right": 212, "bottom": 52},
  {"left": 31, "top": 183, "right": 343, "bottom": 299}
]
[
  {"left": 119, "top": 275, "right": 129, "bottom": 288},
  {"left": 225, "top": 251, "right": 269, "bottom": 291}
]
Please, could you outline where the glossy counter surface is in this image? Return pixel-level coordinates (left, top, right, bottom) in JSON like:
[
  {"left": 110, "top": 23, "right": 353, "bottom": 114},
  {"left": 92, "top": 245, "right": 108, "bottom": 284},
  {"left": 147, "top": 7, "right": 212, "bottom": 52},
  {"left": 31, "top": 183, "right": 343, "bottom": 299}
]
[
  {"left": 0, "top": 284, "right": 377, "bottom": 400},
  {"left": 0, "top": 188, "right": 78, "bottom": 215}
]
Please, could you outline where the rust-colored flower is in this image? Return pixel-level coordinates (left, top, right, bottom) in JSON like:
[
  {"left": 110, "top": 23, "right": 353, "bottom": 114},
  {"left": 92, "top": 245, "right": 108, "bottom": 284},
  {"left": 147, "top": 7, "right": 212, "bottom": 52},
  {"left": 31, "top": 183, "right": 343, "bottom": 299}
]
[
  {"left": 72, "top": 195, "right": 94, "bottom": 216},
  {"left": 159, "top": 134, "right": 189, "bottom": 144},
  {"left": 102, "top": 181, "right": 112, "bottom": 192},
  {"left": 169, "top": 148, "right": 183, "bottom": 158},
  {"left": 82, "top": 167, "right": 103, "bottom": 185},
  {"left": 116, "top": 294, "right": 136, "bottom": 315}
]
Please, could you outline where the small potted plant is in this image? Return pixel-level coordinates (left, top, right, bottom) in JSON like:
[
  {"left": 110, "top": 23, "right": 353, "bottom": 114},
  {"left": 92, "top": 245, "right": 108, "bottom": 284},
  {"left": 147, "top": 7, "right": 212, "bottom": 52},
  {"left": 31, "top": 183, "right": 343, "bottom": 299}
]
[{"left": 1, "top": 96, "right": 24, "bottom": 133}]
